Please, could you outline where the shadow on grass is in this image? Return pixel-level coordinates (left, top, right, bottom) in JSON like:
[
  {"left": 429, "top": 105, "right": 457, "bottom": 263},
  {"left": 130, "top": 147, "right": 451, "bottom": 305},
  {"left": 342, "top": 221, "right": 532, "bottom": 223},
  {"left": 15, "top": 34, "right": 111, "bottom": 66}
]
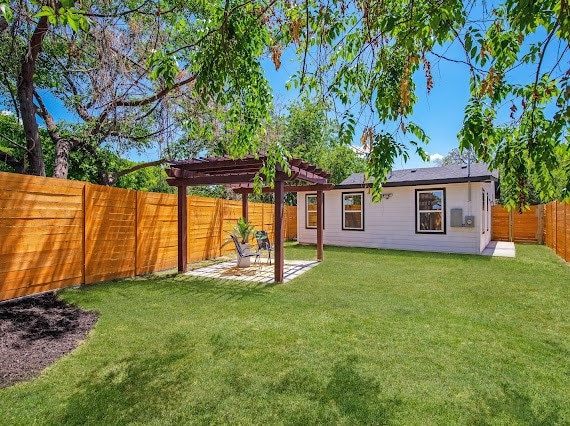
[
  {"left": 164, "top": 275, "right": 274, "bottom": 302},
  {"left": 54, "top": 351, "right": 400, "bottom": 425},
  {"left": 54, "top": 348, "right": 190, "bottom": 425},
  {"left": 470, "top": 383, "right": 564, "bottom": 425},
  {"left": 277, "top": 356, "right": 401, "bottom": 425},
  {"left": 75, "top": 273, "right": 274, "bottom": 304}
]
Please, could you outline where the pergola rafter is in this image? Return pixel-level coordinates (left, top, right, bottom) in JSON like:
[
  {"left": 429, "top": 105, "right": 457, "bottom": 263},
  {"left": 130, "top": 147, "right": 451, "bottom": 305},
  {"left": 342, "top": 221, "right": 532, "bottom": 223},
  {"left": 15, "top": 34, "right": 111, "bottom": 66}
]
[{"left": 166, "top": 155, "right": 332, "bottom": 283}]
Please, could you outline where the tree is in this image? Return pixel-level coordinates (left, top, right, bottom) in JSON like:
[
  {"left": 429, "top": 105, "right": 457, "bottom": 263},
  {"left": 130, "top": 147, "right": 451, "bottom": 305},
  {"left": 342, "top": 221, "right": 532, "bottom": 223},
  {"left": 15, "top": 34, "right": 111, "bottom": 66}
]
[
  {"left": 0, "top": 0, "right": 272, "bottom": 181},
  {"left": 433, "top": 148, "right": 475, "bottom": 166},
  {"left": 278, "top": 98, "right": 365, "bottom": 184}
]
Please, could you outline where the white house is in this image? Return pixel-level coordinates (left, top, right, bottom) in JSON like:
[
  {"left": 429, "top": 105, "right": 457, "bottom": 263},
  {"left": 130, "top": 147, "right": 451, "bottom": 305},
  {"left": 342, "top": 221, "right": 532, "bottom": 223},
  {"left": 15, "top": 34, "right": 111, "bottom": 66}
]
[{"left": 297, "top": 164, "right": 498, "bottom": 255}]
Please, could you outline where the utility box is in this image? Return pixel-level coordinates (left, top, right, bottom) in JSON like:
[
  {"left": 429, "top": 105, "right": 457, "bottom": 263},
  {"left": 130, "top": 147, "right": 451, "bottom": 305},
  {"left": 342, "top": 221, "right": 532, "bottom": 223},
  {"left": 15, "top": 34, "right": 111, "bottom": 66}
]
[
  {"left": 450, "top": 209, "right": 463, "bottom": 227},
  {"left": 465, "top": 215, "right": 475, "bottom": 227}
]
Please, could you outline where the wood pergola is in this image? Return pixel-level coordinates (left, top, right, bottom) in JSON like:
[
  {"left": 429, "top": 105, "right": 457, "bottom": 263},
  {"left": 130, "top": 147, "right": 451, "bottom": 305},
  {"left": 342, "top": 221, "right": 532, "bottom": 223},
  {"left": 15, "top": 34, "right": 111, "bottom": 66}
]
[{"left": 166, "top": 155, "right": 333, "bottom": 283}]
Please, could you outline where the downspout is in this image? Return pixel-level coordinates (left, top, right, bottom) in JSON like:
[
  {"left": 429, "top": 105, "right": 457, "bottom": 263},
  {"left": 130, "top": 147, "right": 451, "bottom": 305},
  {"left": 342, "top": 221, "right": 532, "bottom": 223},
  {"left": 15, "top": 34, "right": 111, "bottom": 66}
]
[{"left": 467, "top": 149, "right": 472, "bottom": 203}]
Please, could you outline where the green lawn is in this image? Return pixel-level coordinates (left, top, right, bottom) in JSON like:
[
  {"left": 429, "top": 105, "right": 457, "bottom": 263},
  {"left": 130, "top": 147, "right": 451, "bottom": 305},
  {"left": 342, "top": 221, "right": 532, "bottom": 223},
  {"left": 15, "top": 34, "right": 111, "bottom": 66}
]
[{"left": 1, "top": 244, "right": 569, "bottom": 425}]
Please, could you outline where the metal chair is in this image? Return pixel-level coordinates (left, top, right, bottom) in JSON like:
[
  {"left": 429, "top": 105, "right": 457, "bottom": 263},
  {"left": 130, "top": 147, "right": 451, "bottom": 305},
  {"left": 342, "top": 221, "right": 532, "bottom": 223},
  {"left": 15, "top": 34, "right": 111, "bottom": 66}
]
[
  {"left": 230, "top": 234, "right": 261, "bottom": 269},
  {"left": 255, "top": 230, "right": 274, "bottom": 265}
]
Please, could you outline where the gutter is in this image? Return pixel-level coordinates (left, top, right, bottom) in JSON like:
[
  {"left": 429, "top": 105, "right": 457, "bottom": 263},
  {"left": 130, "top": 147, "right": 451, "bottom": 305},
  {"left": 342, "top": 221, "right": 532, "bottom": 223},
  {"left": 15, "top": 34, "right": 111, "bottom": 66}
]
[{"left": 335, "top": 175, "right": 498, "bottom": 190}]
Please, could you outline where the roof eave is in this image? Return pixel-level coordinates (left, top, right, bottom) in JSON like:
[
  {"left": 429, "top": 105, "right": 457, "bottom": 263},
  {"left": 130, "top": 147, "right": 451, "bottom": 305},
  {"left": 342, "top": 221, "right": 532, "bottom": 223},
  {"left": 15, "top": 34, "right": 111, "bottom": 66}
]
[{"left": 334, "top": 175, "right": 498, "bottom": 190}]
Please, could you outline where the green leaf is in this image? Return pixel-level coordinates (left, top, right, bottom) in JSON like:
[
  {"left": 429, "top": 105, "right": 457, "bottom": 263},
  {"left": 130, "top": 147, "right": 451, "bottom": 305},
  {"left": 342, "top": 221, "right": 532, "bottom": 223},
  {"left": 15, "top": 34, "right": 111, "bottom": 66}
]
[
  {"left": 34, "top": 6, "right": 56, "bottom": 18},
  {"left": 0, "top": 3, "right": 13, "bottom": 21}
]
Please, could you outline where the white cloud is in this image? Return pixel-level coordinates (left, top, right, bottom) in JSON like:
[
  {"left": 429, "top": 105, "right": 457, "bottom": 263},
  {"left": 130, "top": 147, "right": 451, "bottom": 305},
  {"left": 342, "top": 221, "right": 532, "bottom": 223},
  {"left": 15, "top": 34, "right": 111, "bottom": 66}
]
[
  {"left": 429, "top": 153, "right": 444, "bottom": 163},
  {"left": 1, "top": 110, "right": 14, "bottom": 116}
]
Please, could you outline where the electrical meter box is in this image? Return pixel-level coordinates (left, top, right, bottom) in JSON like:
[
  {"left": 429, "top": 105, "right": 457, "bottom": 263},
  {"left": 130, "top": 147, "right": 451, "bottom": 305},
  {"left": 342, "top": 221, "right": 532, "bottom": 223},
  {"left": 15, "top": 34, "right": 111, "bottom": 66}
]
[
  {"left": 465, "top": 215, "right": 475, "bottom": 227},
  {"left": 450, "top": 209, "right": 463, "bottom": 227}
]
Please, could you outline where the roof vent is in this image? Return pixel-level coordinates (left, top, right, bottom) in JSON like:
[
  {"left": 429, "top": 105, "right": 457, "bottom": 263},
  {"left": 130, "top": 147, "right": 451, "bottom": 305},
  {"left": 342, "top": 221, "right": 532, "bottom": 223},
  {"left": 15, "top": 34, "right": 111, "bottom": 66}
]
[{"left": 410, "top": 169, "right": 417, "bottom": 173}]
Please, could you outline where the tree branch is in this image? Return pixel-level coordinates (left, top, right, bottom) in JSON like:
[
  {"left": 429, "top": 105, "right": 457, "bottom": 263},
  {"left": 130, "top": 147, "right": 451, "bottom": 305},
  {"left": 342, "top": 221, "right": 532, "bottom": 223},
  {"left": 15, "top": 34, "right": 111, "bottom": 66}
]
[
  {"left": 111, "top": 74, "right": 198, "bottom": 108},
  {"left": 300, "top": 0, "right": 309, "bottom": 88},
  {"left": 529, "top": 21, "right": 559, "bottom": 144},
  {"left": 34, "top": 90, "right": 64, "bottom": 143},
  {"left": 115, "top": 158, "right": 168, "bottom": 178},
  {"left": 0, "top": 16, "right": 8, "bottom": 35},
  {"left": 101, "top": 158, "right": 169, "bottom": 186}
]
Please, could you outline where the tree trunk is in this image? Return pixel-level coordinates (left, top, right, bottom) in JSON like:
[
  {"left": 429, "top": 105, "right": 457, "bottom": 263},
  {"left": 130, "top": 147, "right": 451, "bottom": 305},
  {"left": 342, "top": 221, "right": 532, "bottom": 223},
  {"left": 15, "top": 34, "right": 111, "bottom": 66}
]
[
  {"left": 0, "top": 17, "right": 8, "bottom": 34},
  {"left": 17, "top": 15, "right": 50, "bottom": 176},
  {"left": 53, "top": 138, "right": 72, "bottom": 179}
]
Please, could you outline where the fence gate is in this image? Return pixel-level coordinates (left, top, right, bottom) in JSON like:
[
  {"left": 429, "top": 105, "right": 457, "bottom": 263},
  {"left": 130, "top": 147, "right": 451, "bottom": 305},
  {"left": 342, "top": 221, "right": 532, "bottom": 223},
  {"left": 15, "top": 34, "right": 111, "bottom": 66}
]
[{"left": 491, "top": 205, "right": 544, "bottom": 244}]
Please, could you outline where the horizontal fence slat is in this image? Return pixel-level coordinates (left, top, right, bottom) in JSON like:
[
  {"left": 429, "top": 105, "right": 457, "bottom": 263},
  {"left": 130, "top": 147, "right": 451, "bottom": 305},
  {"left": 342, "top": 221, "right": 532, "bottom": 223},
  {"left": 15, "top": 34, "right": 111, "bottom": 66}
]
[{"left": 0, "top": 171, "right": 298, "bottom": 301}]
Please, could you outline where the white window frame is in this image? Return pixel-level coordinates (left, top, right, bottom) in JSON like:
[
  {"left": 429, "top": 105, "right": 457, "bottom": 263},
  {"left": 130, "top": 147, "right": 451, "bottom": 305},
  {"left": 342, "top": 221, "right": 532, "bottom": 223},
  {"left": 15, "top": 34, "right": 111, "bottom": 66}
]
[
  {"left": 305, "top": 194, "right": 317, "bottom": 229},
  {"left": 482, "top": 189, "right": 486, "bottom": 234},
  {"left": 416, "top": 188, "right": 446, "bottom": 234},
  {"left": 486, "top": 194, "right": 490, "bottom": 233},
  {"left": 342, "top": 192, "right": 364, "bottom": 231}
]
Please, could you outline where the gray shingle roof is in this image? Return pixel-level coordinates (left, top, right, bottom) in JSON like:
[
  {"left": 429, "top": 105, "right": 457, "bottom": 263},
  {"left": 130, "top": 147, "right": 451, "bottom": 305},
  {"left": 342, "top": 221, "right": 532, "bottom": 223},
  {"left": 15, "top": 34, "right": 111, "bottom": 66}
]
[{"left": 337, "top": 163, "right": 498, "bottom": 188}]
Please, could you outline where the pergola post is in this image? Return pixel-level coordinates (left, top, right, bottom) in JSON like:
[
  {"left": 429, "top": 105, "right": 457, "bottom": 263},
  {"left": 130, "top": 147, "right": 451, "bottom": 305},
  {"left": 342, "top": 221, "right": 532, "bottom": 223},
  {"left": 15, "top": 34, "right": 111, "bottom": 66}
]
[
  {"left": 274, "top": 178, "right": 285, "bottom": 283},
  {"left": 242, "top": 193, "right": 248, "bottom": 222},
  {"left": 317, "top": 190, "right": 323, "bottom": 261},
  {"left": 177, "top": 186, "right": 188, "bottom": 273}
]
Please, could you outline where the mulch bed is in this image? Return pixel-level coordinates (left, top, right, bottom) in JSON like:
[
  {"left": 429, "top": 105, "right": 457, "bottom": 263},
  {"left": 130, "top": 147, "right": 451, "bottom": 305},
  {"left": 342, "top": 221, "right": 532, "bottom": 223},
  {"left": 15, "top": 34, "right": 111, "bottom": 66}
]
[{"left": 0, "top": 292, "right": 98, "bottom": 388}]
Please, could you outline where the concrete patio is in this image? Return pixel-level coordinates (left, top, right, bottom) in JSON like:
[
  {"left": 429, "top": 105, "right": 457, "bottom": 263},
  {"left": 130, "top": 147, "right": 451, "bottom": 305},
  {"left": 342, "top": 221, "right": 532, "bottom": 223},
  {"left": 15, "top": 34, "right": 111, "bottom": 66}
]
[
  {"left": 185, "top": 259, "right": 320, "bottom": 283},
  {"left": 482, "top": 241, "right": 516, "bottom": 257}
]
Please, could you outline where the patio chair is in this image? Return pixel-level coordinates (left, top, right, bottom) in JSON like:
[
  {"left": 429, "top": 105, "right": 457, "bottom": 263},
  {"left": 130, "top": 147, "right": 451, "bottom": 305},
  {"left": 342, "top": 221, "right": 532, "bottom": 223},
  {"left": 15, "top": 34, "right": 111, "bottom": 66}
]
[
  {"left": 255, "top": 230, "right": 274, "bottom": 265},
  {"left": 230, "top": 234, "right": 261, "bottom": 269}
]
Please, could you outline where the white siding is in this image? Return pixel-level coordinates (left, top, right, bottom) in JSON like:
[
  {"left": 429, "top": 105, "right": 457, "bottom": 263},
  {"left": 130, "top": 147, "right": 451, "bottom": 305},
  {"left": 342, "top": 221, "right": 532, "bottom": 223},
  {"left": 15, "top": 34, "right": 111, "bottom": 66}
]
[
  {"left": 479, "top": 181, "right": 496, "bottom": 252},
  {"left": 298, "top": 181, "right": 495, "bottom": 255}
]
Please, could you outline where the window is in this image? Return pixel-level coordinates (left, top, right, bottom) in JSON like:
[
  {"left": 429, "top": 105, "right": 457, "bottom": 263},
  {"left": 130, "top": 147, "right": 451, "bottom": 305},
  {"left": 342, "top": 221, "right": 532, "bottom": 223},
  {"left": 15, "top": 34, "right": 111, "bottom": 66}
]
[
  {"left": 486, "top": 194, "right": 490, "bottom": 232},
  {"left": 416, "top": 189, "right": 445, "bottom": 233},
  {"left": 482, "top": 190, "right": 486, "bottom": 234},
  {"left": 342, "top": 192, "right": 364, "bottom": 230},
  {"left": 306, "top": 194, "right": 317, "bottom": 229}
]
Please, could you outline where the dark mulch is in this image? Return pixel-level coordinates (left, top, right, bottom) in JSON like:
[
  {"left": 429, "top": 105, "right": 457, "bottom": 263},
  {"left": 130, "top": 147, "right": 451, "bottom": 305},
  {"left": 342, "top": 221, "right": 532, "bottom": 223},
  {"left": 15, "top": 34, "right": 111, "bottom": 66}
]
[{"left": 0, "top": 292, "right": 98, "bottom": 388}]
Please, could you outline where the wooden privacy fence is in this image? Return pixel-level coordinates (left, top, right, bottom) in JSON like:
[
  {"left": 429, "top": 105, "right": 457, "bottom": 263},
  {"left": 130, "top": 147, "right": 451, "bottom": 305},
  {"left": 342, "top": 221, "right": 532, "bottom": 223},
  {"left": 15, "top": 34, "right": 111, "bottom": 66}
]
[
  {"left": 0, "top": 172, "right": 297, "bottom": 301},
  {"left": 544, "top": 201, "right": 570, "bottom": 263}
]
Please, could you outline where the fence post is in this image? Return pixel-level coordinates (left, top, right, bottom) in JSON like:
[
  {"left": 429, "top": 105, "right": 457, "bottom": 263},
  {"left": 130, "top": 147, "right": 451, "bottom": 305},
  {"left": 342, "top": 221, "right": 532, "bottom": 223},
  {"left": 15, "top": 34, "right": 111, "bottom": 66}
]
[
  {"left": 508, "top": 209, "right": 514, "bottom": 242},
  {"left": 562, "top": 203, "right": 568, "bottom": 260},
  {"left": 82, "top": 183, "right": 87, "bottom": 285},
  {"left": 218, "top": 198, "right": 224, "bottom": 258},
  {"left": 554, "top": 201, "right": 558, "bottom": 254},
  {"left": 134, "top": 191, "right": 139, "bottom": 275},
  {"left": 537, "top": 204, "right": 545, "bottom": 245}
]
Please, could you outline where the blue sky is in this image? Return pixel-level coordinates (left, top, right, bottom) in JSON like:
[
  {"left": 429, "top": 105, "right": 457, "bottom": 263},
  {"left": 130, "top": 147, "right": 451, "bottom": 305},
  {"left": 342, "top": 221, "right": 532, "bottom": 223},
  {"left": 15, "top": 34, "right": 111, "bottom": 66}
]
[{"left": 263, "top": 40, "right": 473, "bottom": 170}]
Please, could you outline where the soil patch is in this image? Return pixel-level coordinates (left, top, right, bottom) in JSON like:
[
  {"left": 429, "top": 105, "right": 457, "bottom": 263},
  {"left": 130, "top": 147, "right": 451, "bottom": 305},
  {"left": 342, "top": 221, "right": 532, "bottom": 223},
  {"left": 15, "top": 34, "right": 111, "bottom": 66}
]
[
  {"left": 0, "top": 292, "right": 98, "bottom": 388},
  {"left": 221, "top": 266, "right": 258, "bottom": 277}
]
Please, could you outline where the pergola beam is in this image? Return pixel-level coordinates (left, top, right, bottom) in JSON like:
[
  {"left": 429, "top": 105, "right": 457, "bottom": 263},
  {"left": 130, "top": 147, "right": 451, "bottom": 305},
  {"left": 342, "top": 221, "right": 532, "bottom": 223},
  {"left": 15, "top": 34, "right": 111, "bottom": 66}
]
[
  {"left": 231, "top": 183, "right": 334, "bottom": 194},
  {"left": 171, "top": 157, "right": 264, "bottom": 172},
  {"left": 166, "top": 171, "right": 291, "bottom": 187}
]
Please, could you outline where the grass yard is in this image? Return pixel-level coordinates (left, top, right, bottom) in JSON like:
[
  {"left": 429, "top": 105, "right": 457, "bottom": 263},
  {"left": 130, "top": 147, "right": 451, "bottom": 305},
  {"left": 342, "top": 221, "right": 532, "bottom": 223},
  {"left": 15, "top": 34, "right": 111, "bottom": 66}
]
[{"left": 1, "top": 244, "right": 569, "bottom": 425}]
